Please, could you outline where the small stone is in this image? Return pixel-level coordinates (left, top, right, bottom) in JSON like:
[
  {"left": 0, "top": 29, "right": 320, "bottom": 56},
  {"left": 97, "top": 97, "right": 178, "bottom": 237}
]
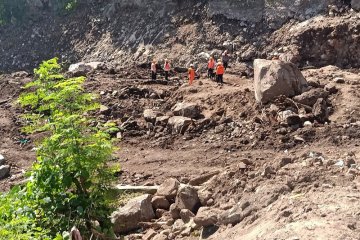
[
  {"left": 261, "top": 166, "right": 275, "bottom": 177},
  {"left": 99, "top": 105, "right": 110, "bottom": 114},
  {"left": 0, "top": 165, "right": 10, "bottom": 179},
  {"left": 278, "top": 157, "right": 293, "bottom": 168},
  {"left": 345, "top": 157, "right": 356, "bottom": 168},
  {"left": 334, "top": 77, "right": 345, "bottom": 83},
  {"left": 303, "top": 121, "right": 312, "bottom": 127}
]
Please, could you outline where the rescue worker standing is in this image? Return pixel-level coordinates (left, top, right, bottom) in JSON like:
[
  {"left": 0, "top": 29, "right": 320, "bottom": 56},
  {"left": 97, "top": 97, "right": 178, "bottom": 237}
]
[
  {"left": 207, "top": 57, "right": 215, "bottom": 80},
  {"left": 188, "top": 64, "right": 196, "bottom": 85},
  {"left": 151, "top": 60, "right": 157, "bottom": 81},
  {"left": 164, "top": 59, "right": 171, "bottom": 81},
  {"left": 222, "top": 50, "right": 230, "bottom": 70},
  {"left": 216, "top": 60, "right": 225, "bottom": 85}
]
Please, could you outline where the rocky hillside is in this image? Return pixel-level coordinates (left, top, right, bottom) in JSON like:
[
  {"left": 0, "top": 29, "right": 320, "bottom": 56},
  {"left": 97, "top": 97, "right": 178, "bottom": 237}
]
[{"left": 0, "top": 0, "right": 360, "bottom": 72}]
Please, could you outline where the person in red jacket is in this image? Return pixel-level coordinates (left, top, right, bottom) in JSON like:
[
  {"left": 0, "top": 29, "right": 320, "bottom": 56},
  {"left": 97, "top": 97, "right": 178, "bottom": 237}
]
[
  {"left": 164, "top": 59, "right": 171, "bottom": 80},
  {"left": 207, "top": 56, "right": 215, "bottom": 80},
  {"left": 216, "top": 61, "right": 225, "bottom": 85},
  {"left": 188, "top": 64, "right": 195, "bottom": 85}
]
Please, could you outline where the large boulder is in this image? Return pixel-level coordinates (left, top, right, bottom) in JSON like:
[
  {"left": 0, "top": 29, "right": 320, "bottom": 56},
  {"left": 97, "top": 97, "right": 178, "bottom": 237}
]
[
  {"left": 254, "top": 59, "right": 308, "bottom": 103},
  {"left": 293, "top": 88, "right": 329, "bottom": 106},
  {"left": 167, "top": 116, "right": 193, "bottom": 134},
  {"left": 111, "top": 194, "right": 155, "bottom": 234},
  {"left": 172, "top": 102, "right": 201, "bottom": 119}
]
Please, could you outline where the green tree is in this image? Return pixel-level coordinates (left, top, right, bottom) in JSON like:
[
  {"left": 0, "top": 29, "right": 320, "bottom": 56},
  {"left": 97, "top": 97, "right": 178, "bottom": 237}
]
[{"left": 0, "top": 58, "right": 118, "bottom": 239}]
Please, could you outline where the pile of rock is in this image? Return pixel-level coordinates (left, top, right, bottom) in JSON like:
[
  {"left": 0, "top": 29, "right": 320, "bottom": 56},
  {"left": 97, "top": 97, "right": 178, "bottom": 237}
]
[
  {"left": 254, "top": 59, "right": 336, "bottom": 128},
  {"left": 110, "top": 168, "right": 262, "bottom": 240},
  {"left": 0, "top": 154, "right": 10, "bottom": 180},
  {"left": 143, "top": 102, "right": 201, "bottom": 135}
]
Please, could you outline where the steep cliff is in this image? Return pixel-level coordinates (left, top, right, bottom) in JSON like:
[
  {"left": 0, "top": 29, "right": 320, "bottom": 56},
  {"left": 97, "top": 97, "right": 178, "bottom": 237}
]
[{"left": 0, "top": 0, "right": 358, "bottom": 72}]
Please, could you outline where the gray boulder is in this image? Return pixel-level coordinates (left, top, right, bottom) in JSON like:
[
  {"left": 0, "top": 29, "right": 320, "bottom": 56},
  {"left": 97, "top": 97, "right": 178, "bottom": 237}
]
[
  {"left": 0, "top": 165, "right": 10, "bottom": 180},
  {"left": 156, "top": 178, "right": 180, "bottom": 201},
  {"left": 254, "top": 59, "right": 308, "bottom": 103},
  {"left": 172, "top": 102, "right": 201, "bottom": 119},
  {"left": 293, "top": 88, "right": 329, "bottom": 106},
  {"left": 168, "top": 116, "right": 193, "bottom": 134},
  {"left": 111, "top": 194, "right": 155, "bottom": 234}
]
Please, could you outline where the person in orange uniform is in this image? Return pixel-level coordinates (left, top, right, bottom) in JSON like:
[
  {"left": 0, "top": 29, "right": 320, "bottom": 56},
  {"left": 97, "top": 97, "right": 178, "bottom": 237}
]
[
  {"left": 207, "top": 57, "right": 215, "bottom": 80},
  {"left": 188, "top": 64, "right": 196, "bottom": 85},
  {"left": 164, "top": 59, "right": 171, "bottom": 80},
  {"left": 216, "top": 60, "right": 225, "bottom": 85}
]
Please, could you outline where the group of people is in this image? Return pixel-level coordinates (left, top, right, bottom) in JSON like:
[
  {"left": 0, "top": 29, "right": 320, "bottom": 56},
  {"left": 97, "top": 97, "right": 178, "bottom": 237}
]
[{"left": 150, "top": 50, "right": 230, "bottom": 86}]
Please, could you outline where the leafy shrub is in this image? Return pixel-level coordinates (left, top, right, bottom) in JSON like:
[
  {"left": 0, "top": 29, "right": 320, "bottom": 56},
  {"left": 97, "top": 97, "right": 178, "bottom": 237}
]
[{"left": 0, "top": 58, "right": 118, "bottom": 239}]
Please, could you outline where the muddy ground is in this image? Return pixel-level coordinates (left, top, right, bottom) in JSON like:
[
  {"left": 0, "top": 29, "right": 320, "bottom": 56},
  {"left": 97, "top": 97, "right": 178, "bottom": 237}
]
[{"left": 0, "top": 64, "right": 359, "bottom": 239}]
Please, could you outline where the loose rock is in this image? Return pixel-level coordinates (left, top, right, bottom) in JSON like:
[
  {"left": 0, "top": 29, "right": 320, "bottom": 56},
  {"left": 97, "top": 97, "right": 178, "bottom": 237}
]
[
  {"left": 111, "top": 194, "right": 155, "bottom": 234},
  {"left": 156, "top": 178, "right": 180, "bottom": 201},
  {"left": 0, "top": 165, "right": 10, "bottom": 179},
  {"left": 254, "top": 59, "right": 308, "bottom": 103}
]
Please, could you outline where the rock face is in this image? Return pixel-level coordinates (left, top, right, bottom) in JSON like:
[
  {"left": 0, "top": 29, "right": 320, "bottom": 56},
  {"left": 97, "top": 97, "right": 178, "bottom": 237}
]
[
  {"left": 254, "top": 59, "right": 308, "bottom": 103},
  {"left": 352, "top": 0, "right": 360, "bottom": 10},
  {"left": 111, "top": 194, "right": 155, "bottom": 234},
  {"left": 208, "top": 0, "right": 328, "bottom": 27},
  {"left": 172, "top": 103, "right": 201, "bottom": 119},
  {"left": 168, "top": 116, "right": 193, "bottom": 134},
  {"left": 0, "top": 165, "right": 10, "bottom": 180}
]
